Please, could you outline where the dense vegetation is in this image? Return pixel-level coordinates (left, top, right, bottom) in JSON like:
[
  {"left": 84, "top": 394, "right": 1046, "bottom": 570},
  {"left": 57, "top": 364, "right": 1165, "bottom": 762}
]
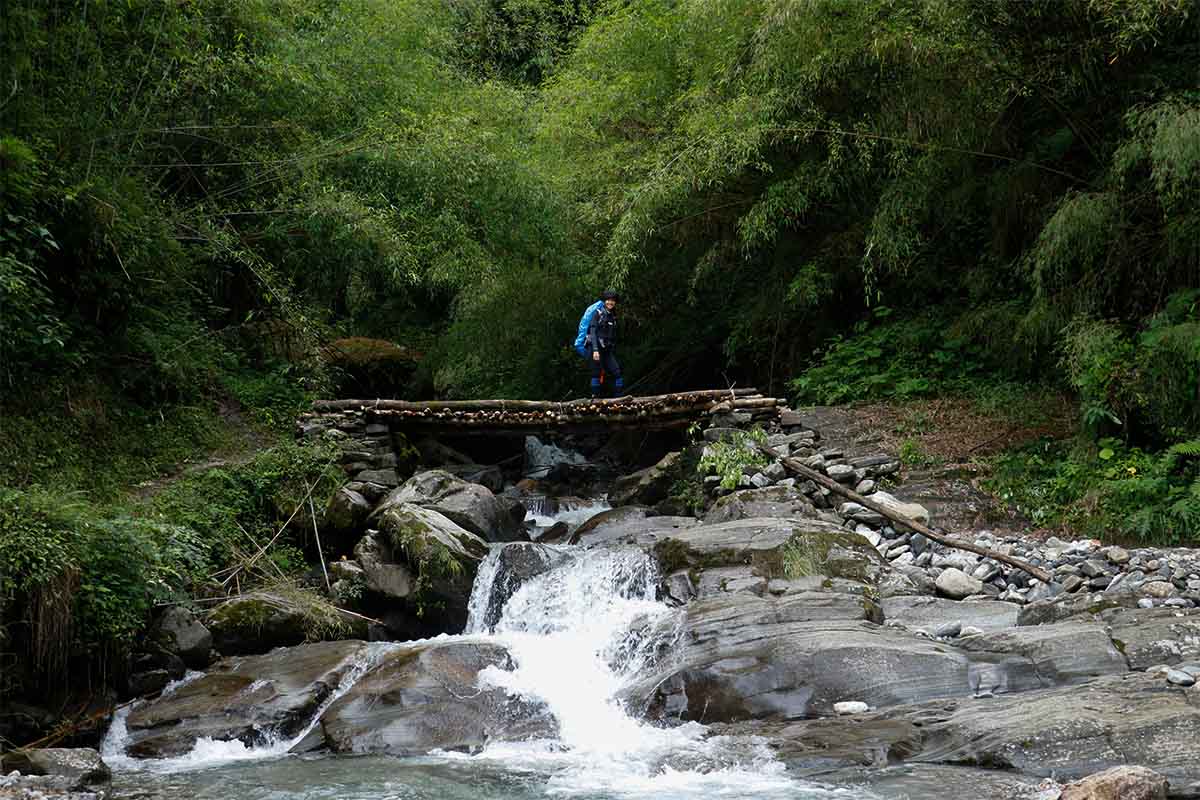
[{"left": 1, "top": 0, "right": 1198, "bottom": 714}]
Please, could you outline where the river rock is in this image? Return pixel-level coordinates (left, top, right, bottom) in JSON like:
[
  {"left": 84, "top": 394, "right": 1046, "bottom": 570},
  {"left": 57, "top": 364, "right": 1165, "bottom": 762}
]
[
  {"left": 311, "top": 640, "right": 556, "bottom": 755},
  {"left": 935, "top": 568, "right": 983, "bottom": 600},
  {"left": 955, "top": 623, "right": 1128, "bottom": 685},
  {"left": 1061, "top": 765, "right": 1168, "bottom": 800},
  {"left": 1103, "top": 607, "right": 1200, "bottom": 670},
  {"left": 353, "top": 532, "right": 415, "bottom": 600},
  {"left": 206, "top": 592, "right": 368, "bottom": 655},
  {"left": 370, "top": 502, "right": 490, "bottom": 631},
  {"left": 124, "top": 641, "right": 372, "bottom": 758},
  {"left": 883, "top": 603, "right": 1008, "bottom": 646},
  {"left": 572, "top": 507, "right": 698, "bottom": 546},
  {"left": 324, "top": 487, "right": 373, "bottom": 537},
  {"left": 442, "top": 463, "right": 504, "bottom": 494},
  {"left": 151, "top": 606, "right": 212, "bottom": 669},
  {"left": 627, "top": 588, "right": 1038, "bottom": 722},
  {"left": 912, "top": 672, "right": 1200, "bottom": 789},
  {"left": 0, "top": 748, "right": 110, "bottom": 786},
  {"left": 376, "top": 470, "right": 524, "bottom": 543},
  {"left": 610, "top": 451, "right": 681, "bottom": 507},
  {"left": 701, "top": 485, "right": 818, "bottom": 525}
]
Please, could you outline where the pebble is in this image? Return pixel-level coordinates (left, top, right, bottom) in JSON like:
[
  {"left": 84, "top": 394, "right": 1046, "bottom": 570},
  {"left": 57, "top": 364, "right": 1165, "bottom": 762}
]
[
  {"left": 959, "top": 625, "right": 984, "bottom": 637},
  {"left": 834, "top": 701, "right": 870, "bottom": 715},
  {"left": 1166, "top": 669, "right": 1196, "bottom": 687}
]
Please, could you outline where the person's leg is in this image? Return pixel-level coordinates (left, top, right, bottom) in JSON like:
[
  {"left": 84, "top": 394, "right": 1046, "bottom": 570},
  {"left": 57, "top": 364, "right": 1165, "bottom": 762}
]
[
  {"left": 590, "top": 353, "right": 603, "bottom": 398},
  {"left": 602, "top": 350, "right": 623, "bottom": 396}
]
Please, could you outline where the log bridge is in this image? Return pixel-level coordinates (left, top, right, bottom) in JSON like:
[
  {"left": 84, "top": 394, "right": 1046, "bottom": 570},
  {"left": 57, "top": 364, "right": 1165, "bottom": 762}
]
[{"left": 309, "top": 388, "right": 783, "bottom": 436}]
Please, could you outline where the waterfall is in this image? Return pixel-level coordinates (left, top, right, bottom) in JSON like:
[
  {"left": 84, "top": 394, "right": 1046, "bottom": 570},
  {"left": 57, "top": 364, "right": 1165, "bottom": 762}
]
[{"left": 455, "top": 545, "right": 799, "bottom": 796}]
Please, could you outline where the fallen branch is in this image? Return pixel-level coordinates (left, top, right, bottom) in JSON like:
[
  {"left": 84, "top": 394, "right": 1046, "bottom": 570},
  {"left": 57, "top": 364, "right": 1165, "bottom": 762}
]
[{"left": 760, "top": 444, "right": 1053, "bottom": 583}]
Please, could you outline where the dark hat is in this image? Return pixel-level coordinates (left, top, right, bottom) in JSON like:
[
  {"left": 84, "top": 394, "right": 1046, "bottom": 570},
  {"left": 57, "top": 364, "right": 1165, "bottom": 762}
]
[{"left": 601, "top": 289, "right": 620, "bottom": 300}]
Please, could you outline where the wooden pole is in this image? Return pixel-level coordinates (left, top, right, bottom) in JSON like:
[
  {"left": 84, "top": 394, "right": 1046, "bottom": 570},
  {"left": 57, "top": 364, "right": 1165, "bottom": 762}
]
[
  {"left": 308, "top": 489, "right": 331, "bottom": 593},
  {"left": 759, "top": 444, "right": 1053, "bottom": 583}
]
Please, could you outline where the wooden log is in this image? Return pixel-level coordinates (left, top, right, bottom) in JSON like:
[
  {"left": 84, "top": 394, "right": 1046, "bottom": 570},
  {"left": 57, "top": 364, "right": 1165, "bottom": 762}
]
[
  {"left": 759, "top": 444, "right": 1053, "bottom": 583},
  {"left": 313, "top": 388, "right": 762, "bottom": 413}
]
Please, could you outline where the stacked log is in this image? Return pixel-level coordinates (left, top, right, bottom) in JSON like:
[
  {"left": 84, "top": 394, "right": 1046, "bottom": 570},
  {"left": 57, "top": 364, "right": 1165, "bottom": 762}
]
[{"left": 310, "top": 388, "right": 782, "bottom": 433}]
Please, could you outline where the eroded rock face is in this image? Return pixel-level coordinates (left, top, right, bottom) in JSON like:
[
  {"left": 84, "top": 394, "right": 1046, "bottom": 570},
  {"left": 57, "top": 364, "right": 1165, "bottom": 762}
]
[
  {"left": 882, "top": 596, "right": 1019, "bottom": 634},
  {"left": 701, "top": 485, "right": 818, "bottom": 525},
  {"left": 309, "top": 640, "right": 556, "bottom": 755},
  {"left": 124, "top": 641, "right": 371, "bottom": 758},
  {"left": 571, "top": 507, "right": 698, "bottom": 547},
  {"left": 626, "top": 590, "right": 1004, "bottom": 722},
  {"left": 378, "top": 470, "right": 524, "bottom": 542},
  {"left": 913, "top": 673, "right": 1200, "bottom": 790}
]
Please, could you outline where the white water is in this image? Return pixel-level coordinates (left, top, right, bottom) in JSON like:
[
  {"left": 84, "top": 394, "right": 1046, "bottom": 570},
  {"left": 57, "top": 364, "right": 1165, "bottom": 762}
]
[
  {"left": 524, "top": 498, "right": 611, "bottom": 530},
  {"left": 102, "top": 503, "right": 864, "bottom": 799},
  {"left": 102, "top": 643, "right": 394, "bottom": 774}
]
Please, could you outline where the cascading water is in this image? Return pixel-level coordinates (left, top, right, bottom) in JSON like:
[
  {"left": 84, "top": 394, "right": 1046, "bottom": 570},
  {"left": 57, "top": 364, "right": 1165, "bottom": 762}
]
[{"left": 101, "top": 508, "right": 873, "bottom": 800}]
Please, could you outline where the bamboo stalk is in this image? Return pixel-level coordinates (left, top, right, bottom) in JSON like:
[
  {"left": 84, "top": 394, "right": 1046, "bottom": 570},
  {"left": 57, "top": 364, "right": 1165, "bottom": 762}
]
[{"left": 759, "top": 444, "right": 1053, "bottom": 583}]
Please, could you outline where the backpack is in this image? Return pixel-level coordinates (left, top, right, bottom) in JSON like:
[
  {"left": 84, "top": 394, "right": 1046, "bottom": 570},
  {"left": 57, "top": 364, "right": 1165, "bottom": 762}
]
[{"left": 573, "top": 300, "right": 604, "bottom": 357}]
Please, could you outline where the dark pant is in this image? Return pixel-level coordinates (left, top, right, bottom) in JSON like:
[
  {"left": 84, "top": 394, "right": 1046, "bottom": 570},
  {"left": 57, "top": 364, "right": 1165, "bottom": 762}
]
[{"left": 590, "top": 349, "right": 623, "bottom": 396}]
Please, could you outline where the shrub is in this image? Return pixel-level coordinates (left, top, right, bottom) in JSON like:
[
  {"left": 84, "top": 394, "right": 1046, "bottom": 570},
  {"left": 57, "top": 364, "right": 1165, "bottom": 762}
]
[
  {"left": 697, "top": 428, "right": 769, "bottom": 490},
  {"left": 325, "top": 337, "right": 421, "bottom": 397}
]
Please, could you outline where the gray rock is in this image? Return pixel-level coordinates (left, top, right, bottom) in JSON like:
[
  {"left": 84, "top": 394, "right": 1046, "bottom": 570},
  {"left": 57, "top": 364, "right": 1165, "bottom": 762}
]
[
  {"left": 610, "top": 452, "right": 682, "bottom": 507},
  {"left": 854, "top": 478, "right": 877, "bottom": 495},
  {"left": 125, "top": 641, "right": 371, "bottom": 758},
  {"left": 869, "top": 490, "right": 931, "bottom": 524},
  {"left": 355, "top": 468, "right": 400, "bottom": 486},
  {"left": 749, "top": 472, "right": 772, "bottom": 489},
  {"left": 935, "top": 568, "right": 983, "bottom": 600},
  {"left": 0, "top": 748, "right": 110, "bottom": 786},
  {"left": 572, "top": 507, "right": 697, "bottom": 547},
  {"left": 1165, "top": 668, "right": 1195, "bottom": 686},
  {"left": 912, "top": 672, "right": 1200, "bottom": 786},
  {"left": 1141, "top": 580, "right": 1176, "bottom": 599},
  {"left": 955, "top": 623, "right": 1128, "bottom": 686},
  {"left": 935, "top": 620, "right": 962, "bottom": 638},
  {"left": 827, "top": 463, "right": 856, "bottom": 482},
  {"left": 153, "top": 606, "right": 212, "bottom": 669},
  {"left": 312, "top": 641, "right": 556, "bottom": 755},
  {"left": 764, "top": 461, "right": 787, "bottom": 481},
  {"left": 1103, "top": 546, "right": 1131, "bottom": 566},
  {"left": 325, "top": 487, "right": 373, "bottom": 535},
  {"left": 376, "top": 470, "right": 523, "bottom": 543},
  {"left": 353, "top": 532, "right": 415, "bottom": 599}
]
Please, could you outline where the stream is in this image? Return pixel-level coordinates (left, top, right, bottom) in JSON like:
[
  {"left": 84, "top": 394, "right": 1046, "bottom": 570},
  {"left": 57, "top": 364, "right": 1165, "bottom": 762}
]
[{"left": 99, "top": 501, "right": 874, "bottom": 800}]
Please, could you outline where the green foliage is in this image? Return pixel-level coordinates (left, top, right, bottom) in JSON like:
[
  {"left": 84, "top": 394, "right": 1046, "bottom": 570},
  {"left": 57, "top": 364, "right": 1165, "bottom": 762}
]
[
  {"left": 697, "top": 428, "right": 769, "bottom": 490},
  {"left": 790, "top": 310, "right": 990, "bottom": 405},
  {"left": 988, "top": 436, "right": 1200, "bottom": 545}
]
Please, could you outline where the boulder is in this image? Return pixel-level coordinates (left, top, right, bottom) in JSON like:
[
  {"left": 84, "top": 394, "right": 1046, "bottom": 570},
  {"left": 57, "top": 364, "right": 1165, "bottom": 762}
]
[
  {"left": 324, "top": 487, "right": 373, "bottom": 536},
  {"left": 571, "top": 507, "right": 698, "bottom": 546},
  {"left": 353, "top": 533, "right": 415, "bottom": 599},
  {"left": 376, "top": 470, "right": 524, "bottom": 542},
  {"left": 124, "top": 641, "right": 371, "bottom": 758},
  {"left": 370, "top": 502, "right": 491, "bottom": 631},
  {"left": 206, "top": 592, "right": 368, "bottom": 656},
  {"left": 1102, "top": 606, "right": 1200, "bottom": 670},
  {"left": 609, "top": 451, "right": 682, "bottom": 507},
  {"left": 310, "top": 640, "right": 556, "bottom": 755},
  {"left": 701, "top": 485, "right": 818, "bottom": 525},
  {"left": 151, "top": 606, "right": 212, "bottom": 669},
  {"left": 0, "top": 748, "right": 110, "bottom": 786},
  {"left": 442, "top": 463, "right": 504, "bottom": 494},
  {"left": 935, "top": 568, "right": 983, "bottom": 600},
  {"left": 1061, "top": 765, "right": 1168, "bottom": 800},
  {"left": 636, "top": 517, "right": 886, "bottom": 585}
]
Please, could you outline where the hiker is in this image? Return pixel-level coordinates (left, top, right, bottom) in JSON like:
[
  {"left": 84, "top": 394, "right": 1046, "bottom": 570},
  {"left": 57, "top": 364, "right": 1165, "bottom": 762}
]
[{"left": 575, "top": 290, "right": 623, "bottom": 398}]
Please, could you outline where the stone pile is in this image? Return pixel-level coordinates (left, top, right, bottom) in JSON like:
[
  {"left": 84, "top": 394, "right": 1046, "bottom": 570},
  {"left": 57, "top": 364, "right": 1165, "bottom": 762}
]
[{"left": 709, "top": 410, "right": 1200, "bottom": 612}]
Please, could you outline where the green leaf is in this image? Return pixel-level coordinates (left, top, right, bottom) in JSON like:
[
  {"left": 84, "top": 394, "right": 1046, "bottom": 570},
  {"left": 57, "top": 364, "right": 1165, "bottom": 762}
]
[{"left": 1099, "top": 448, "right": 1115, "bottom": 461}]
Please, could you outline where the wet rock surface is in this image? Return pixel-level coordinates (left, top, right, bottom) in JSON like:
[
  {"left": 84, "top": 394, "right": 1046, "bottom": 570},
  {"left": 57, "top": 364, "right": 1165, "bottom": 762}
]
[
  {"left": 124, "top": 641, "right": 370, "bottom": 758},
  {"left": 309, "top": 640, "right": 556, "bottom": 755}
]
